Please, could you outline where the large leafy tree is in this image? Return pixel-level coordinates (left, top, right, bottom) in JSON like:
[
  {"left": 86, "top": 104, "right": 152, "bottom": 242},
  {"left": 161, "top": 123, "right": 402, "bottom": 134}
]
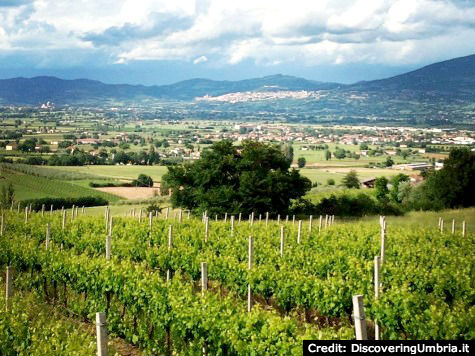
[
  {"left": 342, "top": 170, "right": 360, "bottom": 189},
  {"left": 163, "top": 140, "right": 311, "bottom": 215},
  {"left": 417, "top": 148, "right": 475, "bottom": 209}
]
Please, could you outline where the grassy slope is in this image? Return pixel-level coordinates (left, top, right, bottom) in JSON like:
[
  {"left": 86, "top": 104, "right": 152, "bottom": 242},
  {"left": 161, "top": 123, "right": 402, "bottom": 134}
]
[{"left": 0, "top": 169, "right": 119, "bottom": 202}]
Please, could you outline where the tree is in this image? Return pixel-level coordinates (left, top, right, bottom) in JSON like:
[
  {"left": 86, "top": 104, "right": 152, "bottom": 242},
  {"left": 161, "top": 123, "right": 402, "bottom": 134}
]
[
  {"left": 282, "top": 143, "right": 294, "bottom": 164},
  {"left": 374, "top": 177, "right": 389, "bottom": 203},
  {"left": 342, "top": 170, "right": 360, "bottom": 189},
  {"left": 327, "top": 178, "right": 335, "bottom": 186},
  {"left": 360, "top": 143, "right": 369, "bottom": 150},
  {"left": 412, "top": 148, "right": 475, "bottom": 210},
  {"left": 163, "top": 140, "right": 311, "bottom": 216},
  {"left": 133, "top": 174, "right": 154, "bottom": 187},
  {"left": 334, "top": 148, "right": 346, "bottom": 159},
  {"left": 390, "top": 173, "right": 409, "bottom": 202},
  {"left": 385, "top": 156, "right": 394, "bottom": 167},
  {"left": 325, "top": 150, "right": 331, "bottom": 161},
  {"left": 297, "top": 157, "right": 306, "bottom": 168}
]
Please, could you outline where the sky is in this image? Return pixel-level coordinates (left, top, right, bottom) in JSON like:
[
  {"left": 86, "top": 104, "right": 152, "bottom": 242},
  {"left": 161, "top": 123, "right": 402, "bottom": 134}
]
[{"left": 0, "top": 0, "right": 473, "bottom": 85}]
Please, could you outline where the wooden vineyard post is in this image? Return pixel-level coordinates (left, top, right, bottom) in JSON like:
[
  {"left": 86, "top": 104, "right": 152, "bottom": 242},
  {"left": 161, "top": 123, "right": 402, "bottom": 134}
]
[
  {"left": 297, "top": 220, "right": 302, "bottom": 244},
  {"left": 280, "top": 226, "right": 285, "bottom": 257},
  {"left": 292, "top": 215, "right": 295, "bottom": 225},
  {"left": 24, "top": 206, "right": 29, "bottom": 224},
  {"left": 277, "top": 214, "right": 280, "bottom": 224},
  {"left": 5, "top": 266, "right": 12, "bottom": 311},
  {"left": 440, "top": 219, "right": 444, "bottom": 233},
  {"left": 179, "top": 209, "right": 183, "bottom": 224},
  {"left": 96, "top": 312, "right": 108, "bottom": 356},
  {"left": 374, "top": 256, "right": 381, "bottom": 340},
  {"left": 319, "top": 215, "right": 322, "bottom": 233},
  {"left": 165, "top": 207, "right": 170, "bottom": 220},
  {"left": 168, "top": 225, "right": 173, "bottom": 250},
  {"left": 149, "top": 212, "right": 153, "bottom": 231},
  {"left": 45, "top": 223, "right": 50, "bottom": 250},
  {"left": 224, "top": 212, "right": 228, "bottom": 223},
  {"left": 309, "top": 215, "right": 314, "bottom": 233},
  {"left": 238, "top": 213, "right": 242, "bottom": 224},
  {"left": 104, "top": 207, "right": 109, "bottom": 232},
  {"left": 352, "top": 295, "right": 368, "bottom": 340},
  {"left": 62, "top": 209, "right": 66, "bottom": 230},
  {"left": 41, "top": 204, "right": 45, "bottom": 217},
  {"left": 82, "top": 206, "right": 85, "bottom": 214},
  {"left": 105, "top": 234, "right": 111, "bottom": 261},
  {"left": 187, "top": 210, "right": 191, "bottom": 219},
  {"left": 205, "top": 217, "right": 209, "bottom": 242},
  {"left": 324, "top": 214, "right": 328, "bottom": 229},
  {"left": 0, "top": 213, "right": 4, "bottom": 236},
  {"left": 230, "top": 216, "right": 235, "bottom": 236},
  {"left": 50, "top": 204, "right": 53, "bottom": 215},
  {"left": 285, "top": 215, "right": 289, "bottom": 223},
  {"left": 462, "top": 221, "right": 466, "bottom": 237},
  {"left": 17, "top": 202, "right": 20, "bottom": 213},
  {"left": 138, "top": 208, "right": 142, "bottom": 223},
  {"left": 265, "top": 212, "right": 269, "bottom": 227},
  {"left": 71, "top": 205, "right": 75, "bottom": 221},
  {"left": 452, "top": 219, "right": 455, "bottom": 235},
  {"left": 438, "top": 217, "right": 442, "bottom": 230},
  {"left": 201, "top": 262, "right": 208, "bottom": 295},
  {"left": 259, "top": 214, "right": 262, "bottom": 223}
]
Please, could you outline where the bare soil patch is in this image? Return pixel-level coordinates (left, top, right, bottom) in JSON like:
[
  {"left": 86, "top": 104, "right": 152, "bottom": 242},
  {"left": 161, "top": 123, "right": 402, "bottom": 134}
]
[{"left": 96, "top": 187, "right": 160, "bottom": 200}]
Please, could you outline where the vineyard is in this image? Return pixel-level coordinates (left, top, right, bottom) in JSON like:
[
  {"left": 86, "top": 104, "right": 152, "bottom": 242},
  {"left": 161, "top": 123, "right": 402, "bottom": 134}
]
[{"left": 1, "top": 208, "right": 474, "bottom": 355}]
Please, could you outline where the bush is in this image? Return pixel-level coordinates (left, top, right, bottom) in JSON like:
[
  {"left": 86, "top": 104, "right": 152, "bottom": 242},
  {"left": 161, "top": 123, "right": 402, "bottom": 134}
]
[
  {"left": 89, "top": 181, "right": 133, "bottom": 188},
  {"left": 290, "top": 193, "right": 404, "bottom": 217},
  {"left": 132, "top": 174, "right": 154, "bottom": 187},
  {"left": 327, "top": 178, "right": 335, "bottom": 186},
  {"left": 21, "top": 196, "right": 108, "bottom": 211}
]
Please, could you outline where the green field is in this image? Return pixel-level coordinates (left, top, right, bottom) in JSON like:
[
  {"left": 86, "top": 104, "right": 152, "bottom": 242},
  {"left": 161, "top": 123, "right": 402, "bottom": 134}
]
[
  {"left": 40, "top": 165, "right": 168, "bottom": 182},
  {"left": 0, "top": 168, "right": 119, "bottom": 202}
]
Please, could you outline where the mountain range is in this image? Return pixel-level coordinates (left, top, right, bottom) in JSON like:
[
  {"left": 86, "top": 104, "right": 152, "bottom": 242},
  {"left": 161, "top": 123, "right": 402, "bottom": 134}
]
[{"left": 0, "top": 55, "right": 473, "bottom": 106}]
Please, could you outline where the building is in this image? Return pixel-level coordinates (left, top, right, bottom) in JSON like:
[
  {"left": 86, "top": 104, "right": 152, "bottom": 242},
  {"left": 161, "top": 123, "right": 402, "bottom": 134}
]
[
  {"left": 5, "top": 143, "right": 18, "bottom": 151},
  {"left": 361, "top": 178, "right": 377, "bottom": 188}
]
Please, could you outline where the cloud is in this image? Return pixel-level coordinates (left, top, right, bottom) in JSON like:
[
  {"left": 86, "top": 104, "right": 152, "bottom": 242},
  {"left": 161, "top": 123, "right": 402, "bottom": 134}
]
[
  {"left": 193, "top": 55, "right": 208, "bottom": 64},
  {"left": 0, "top": 0, "right": 473, "bottom": 73}
]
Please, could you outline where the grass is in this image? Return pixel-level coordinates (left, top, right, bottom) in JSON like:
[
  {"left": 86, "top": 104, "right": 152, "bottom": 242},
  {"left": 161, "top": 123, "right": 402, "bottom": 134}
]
[
  {"left": 365, "top": 207, "right": 475, "bottom": 230},
  {"left": 0, "top": 168, "right": 120, "bottom": 202},
  {"left": 40, "top": 165, "right": 169, "bottom": 182}
]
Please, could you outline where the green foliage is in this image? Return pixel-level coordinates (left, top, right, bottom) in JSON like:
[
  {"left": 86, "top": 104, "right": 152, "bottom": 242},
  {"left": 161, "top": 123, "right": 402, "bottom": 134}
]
[
  {"left": 333, "top": 148, "right": 346, "bottom": 159},
  {"left": 341, "top": 170, "right": 360, "bottom": 189},
  {"left": 0, "top": 290, "right": 98, "bottom": 356},
  {"left": 390, "top": 174, "right": 409, "bottom": 203},
  {"left": 411, "top": 148, "right": 475, "bottom": 210},
  {"left": 297, "top": 157, "right": 306, "bottom": 168},
  {"left": 325, "top": 150, "right": 331, "bottom": 161},
  {"left": 0, "top": 182, "right": 14, "bottom": 208},
  {"left": 327, "top": 178, "right": 335, "bottom": 186},
  {"left": 21, "top": 196, "right": 108, "bottom": 211},
  {"left": 163, "top": 140, "right": 311, "bottom": 215},
  {"left": 282, "top": 143, "right": 294, "bottom": 163},
  {"left": 374, "top": 177, "right": 389, "bottom": 203},
  {"left": 133, "top": 174, "right": 154, "bottom": 187},
  {"left": 1, "top": 210, "right": 472, "bottom": 344},
  {"left": 385, "top": 156, "right": 394, "bottom": 167}
]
